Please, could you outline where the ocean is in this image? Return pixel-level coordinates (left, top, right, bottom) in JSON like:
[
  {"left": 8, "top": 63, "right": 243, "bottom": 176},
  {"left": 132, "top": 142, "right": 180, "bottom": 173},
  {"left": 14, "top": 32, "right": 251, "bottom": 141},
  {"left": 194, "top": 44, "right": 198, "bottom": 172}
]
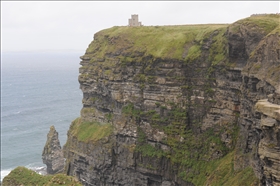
[{"left": 1, "top": 51, "right": 83, "bottom": 181}]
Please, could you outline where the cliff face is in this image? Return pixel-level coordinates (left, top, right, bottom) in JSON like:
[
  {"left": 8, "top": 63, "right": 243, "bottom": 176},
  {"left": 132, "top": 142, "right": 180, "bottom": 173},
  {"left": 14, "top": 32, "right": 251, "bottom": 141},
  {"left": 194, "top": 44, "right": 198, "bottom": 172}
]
[{"left": 63, "top": 14, "right": 280, "bottom": 186}]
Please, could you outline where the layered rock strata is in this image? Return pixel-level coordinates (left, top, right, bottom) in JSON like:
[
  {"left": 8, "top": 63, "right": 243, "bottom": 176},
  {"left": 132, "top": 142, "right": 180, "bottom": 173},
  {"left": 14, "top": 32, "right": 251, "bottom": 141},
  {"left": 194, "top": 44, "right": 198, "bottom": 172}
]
[
  {"left": 63, "top": 14, "right": 280, "bottom": 186},
  {"left": 255, "top": 100, "right": 280, "bottom": 186}
]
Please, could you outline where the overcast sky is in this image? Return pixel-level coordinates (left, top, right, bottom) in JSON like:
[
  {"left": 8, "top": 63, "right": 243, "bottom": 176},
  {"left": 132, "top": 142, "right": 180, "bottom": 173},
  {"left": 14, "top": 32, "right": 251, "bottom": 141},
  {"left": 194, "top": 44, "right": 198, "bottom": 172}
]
[{"left": 1, "top": 1, "right": 279, "bottom": 53}]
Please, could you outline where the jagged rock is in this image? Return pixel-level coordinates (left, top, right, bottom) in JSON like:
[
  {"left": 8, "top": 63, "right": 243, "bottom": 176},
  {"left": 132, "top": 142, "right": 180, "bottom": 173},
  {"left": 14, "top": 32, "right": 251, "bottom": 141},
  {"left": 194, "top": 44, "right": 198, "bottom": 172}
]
[{"left": 42, "top": 125, "right": 64, "bottom": 174}]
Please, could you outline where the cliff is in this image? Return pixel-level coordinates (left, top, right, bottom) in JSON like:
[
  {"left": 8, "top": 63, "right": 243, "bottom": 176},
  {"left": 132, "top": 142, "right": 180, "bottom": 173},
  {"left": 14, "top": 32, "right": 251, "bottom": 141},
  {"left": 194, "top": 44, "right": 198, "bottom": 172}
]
[
  {"left": 62, "top": 14, "right": 280, "bottom": 186},
  {"left": 3, "top": 14, "right": 279, "bottom": 186}
]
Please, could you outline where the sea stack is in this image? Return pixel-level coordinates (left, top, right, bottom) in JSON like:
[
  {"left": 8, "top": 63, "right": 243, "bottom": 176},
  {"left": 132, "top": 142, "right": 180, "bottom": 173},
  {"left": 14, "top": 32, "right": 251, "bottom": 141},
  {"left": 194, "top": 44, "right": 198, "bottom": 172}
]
[{"left": 42, "top": 125, "right": 64, "bottom": 174}]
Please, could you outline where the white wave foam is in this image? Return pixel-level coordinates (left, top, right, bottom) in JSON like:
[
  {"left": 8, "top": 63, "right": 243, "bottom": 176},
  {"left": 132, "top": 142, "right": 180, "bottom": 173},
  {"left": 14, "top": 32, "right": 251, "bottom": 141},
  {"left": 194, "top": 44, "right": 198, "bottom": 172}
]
[
  {"left": 1, "top": 164, "right": 47, "bottom": 181},
  {"left": 26, "top": 163, "right": 47, "bottom": 176},
  {"left": 1, "top": 169, "right": 12, "bottom": 182}
]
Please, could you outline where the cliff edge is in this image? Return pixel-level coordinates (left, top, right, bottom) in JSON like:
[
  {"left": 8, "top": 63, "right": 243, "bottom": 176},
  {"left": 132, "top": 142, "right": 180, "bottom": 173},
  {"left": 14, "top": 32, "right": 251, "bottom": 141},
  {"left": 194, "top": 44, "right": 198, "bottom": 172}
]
[
  {"left": 3, "top": 14, "right": 279, "bottom": 186},
  {"left": 63, "top": 14, "right": 280, "bottom": 186}
]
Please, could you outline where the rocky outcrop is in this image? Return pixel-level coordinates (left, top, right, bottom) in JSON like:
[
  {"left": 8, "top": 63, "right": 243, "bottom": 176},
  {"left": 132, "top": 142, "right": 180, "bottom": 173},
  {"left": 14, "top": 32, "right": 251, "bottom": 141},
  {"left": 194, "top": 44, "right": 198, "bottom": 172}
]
[
  {"left": 255, "top": 100, "right": 280, "bottom": 186},
  {"left": 236, "top": 19, "right": 280, "bottom": 185},
  {"left": 42, "top": 125, "right": 64, "bottom": 174},
  {"left": 63, "top": 14, "right": 280, "bottom": 185}
]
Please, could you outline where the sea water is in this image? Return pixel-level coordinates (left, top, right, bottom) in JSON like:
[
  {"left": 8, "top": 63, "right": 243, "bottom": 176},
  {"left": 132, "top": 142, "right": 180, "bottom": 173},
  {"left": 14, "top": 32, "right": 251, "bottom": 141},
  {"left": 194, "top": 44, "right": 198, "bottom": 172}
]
[{"left": 1, "top": 51, "right": 83, "bottom": 181}]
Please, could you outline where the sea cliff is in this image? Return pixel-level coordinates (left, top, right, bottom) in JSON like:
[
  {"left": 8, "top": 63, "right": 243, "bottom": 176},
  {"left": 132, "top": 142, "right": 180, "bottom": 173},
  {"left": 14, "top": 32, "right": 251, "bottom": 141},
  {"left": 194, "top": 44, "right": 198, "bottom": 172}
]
[
  {"left": 63, "top": 14, "right": 280, "bottom": 186},
  {"left": 3, "top": 14, "right": 280, "bottom": 186}
]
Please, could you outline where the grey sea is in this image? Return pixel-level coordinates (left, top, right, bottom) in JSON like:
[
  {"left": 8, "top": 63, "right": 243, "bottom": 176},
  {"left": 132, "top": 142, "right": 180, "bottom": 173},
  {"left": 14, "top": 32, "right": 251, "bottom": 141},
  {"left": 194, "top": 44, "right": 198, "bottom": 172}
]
[{"left": 1, "top": 51, "right": 83, "bottom": 181}]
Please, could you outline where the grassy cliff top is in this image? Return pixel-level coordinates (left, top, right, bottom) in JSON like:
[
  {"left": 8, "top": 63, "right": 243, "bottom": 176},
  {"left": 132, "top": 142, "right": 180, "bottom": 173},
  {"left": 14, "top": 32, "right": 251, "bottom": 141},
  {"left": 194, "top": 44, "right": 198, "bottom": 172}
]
[
  {"left": 240, "top": 15, "right": 280, "bottom": 88},
  {"left": 86, "top": 24, "right": 228, "bottom": 60},
  {"left": 230, "top": 14, "right": 280, "bottom": 34},
  {"left": 85, "top": 14, "right": 279, "bottom": 61}
]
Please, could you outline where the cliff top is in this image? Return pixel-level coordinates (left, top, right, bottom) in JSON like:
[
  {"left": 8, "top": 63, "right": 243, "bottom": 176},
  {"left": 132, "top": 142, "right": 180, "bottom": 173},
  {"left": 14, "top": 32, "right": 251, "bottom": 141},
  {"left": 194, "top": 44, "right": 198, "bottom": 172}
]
[
  {"left": 85, "top": 14, "right": 279, "bottom": 62},
  {"left": 232, "top": 13, "right": 279, "bottom": 34},
  {"left": 86, "top": 23, "right": 228, "bottom": 60}
]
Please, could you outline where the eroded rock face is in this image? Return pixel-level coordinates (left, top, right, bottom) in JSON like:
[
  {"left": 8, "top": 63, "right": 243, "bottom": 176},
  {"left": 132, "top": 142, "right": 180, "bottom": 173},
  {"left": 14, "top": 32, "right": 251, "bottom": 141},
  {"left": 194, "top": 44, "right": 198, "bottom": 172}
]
[
  {"left": 63, "top": 14, "right": 280, "bottom": 186},
  {"left": 42, "top": 125, "right": 64, "bottom": 174},
  {"left": 255, "top": 100, "right": 280, "bottom": 186}
]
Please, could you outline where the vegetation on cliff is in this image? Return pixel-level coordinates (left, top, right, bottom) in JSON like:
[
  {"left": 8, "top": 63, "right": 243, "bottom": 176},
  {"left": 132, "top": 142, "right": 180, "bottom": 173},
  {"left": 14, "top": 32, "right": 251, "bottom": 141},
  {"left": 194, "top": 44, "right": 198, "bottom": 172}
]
[
  {"left": 68, "top": 117, "right": 113, "bottom": 143},
  {"left": 85, "top": 23, "right": 228, "bottom": 62},
  {"left": 3, "top": 14, "right": 280, "bottom": 186},
  {"left": 242, "top": 23, "right": 280, "bottom": 87},
  {"left": 230, "top": 14, "right": 280, "bottom": 35},
  {"left": 2, "top": 167, "right": 82, "bottom": 186},
  {"left": 64, "top": 14, "right": 280, "bottom": 186},
  {"left": 123, "top": 100, "right": 244, "bottom": 185}
]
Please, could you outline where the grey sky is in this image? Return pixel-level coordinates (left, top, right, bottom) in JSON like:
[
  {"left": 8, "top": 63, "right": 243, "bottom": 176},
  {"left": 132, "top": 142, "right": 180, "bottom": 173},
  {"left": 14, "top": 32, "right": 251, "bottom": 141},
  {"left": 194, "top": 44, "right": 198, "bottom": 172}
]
[{"left": 1, "top": 1, "right": 279, "bottom": 53}]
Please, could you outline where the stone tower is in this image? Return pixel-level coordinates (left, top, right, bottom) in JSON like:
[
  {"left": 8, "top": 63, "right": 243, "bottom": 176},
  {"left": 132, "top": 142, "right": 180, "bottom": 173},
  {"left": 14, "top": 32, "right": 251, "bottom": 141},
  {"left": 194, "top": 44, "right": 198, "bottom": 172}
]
[{"left": 128, "top": 14, "right": 142, "bottom": 27}]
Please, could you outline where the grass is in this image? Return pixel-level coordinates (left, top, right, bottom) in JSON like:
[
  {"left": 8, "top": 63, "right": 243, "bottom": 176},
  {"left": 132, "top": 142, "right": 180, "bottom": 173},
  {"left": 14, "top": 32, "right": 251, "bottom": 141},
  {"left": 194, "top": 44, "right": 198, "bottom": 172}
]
[
  {"left": 122, "top": 102, "right": 141, "bottom": 119},
  {"left": 134, "top": 121, "right": 258, "bottom": 186},
  {"left": 83, "top": 14, "right": 279, "bottom": 81},
  {"left": 135, "top": 143, "right": 167, "bottom": 158},
  {"left": 69, "top": 117, "right": 113, "bottom": 143},
  {"left": 129, "top": 99, "right": 246, "bottom": 184},
  {"left": 208, "top": 27, "right": 228, "bottom": 66},
  {"left": 134, "top": 126, "right": 167, "bottom": 159},
  {"left": 86, "top": 24, "right": 228, "bottom": 60},
  {"left": 105, "top": 112, "right": 113, "bottom": 122},
  {"left": 2, "top": 166, "right": 82, "bottom": 186},
  {"left": 268, "top": 25, "right": 280, "bottom": 35},
  {"left": 133, "top": 123, "right": 258, "bottom": 185},
  {"left": 231, "top": 14, "right": 280, "bottom": 35},
  {"left": 202, "top": 152, "right": 259, "bottom": 186},
  {"left": 76, "top": 15, "right": 277, "bottom": 185},
  {"left": 245, "top": 19, "right": 280, "bottom": 86},
  {"left": 185, "top": 44, "right": 201, "bottom": 63}
]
